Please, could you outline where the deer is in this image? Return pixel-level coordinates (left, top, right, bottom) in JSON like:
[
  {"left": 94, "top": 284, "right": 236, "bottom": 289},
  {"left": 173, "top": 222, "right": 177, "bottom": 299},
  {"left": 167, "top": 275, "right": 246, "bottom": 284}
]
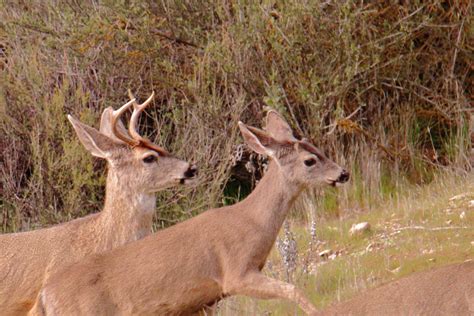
[
  {"left": 0, "top": 91, "right": 198, "bottom": 316},
  {"left": 322, "top": 260, "right": 474, "bottom": 315},
  {"left": 30, "top": 110, "right": 349, "bottom": 316}
]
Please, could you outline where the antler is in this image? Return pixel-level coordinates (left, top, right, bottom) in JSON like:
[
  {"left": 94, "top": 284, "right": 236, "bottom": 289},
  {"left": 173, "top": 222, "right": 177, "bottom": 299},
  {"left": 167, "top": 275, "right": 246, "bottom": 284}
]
[
  {"left": 128, "top": 90, "right": 154, "bottom": 142},
  {"left": 126, "top": 90, "right": 169, "bottom": 155},
  {"left": 111, "top": 98, "right": 138, "bottom": 146}
]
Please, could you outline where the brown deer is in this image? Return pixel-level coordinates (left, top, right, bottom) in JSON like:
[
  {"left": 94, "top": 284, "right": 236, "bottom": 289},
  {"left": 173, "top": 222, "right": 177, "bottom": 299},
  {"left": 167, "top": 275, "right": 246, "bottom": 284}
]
[
  {"left": 31, "top": 110, "right": 349, "bottom": 316},
  {"left": 0, "top": 91, "right": 197, "bottom": 316},
  {"left": 322, "top": 260, "right": 474, "bottom": 316}
]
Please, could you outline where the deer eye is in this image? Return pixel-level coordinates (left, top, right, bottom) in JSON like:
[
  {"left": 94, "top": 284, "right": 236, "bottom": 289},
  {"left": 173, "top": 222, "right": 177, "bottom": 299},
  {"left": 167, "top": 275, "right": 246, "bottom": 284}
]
[
  {"left": 304, "top": 158, "right": 317, "bottom": 167},
  {"left": 143, "top": 155, "right": 157, "bottom": 164}
]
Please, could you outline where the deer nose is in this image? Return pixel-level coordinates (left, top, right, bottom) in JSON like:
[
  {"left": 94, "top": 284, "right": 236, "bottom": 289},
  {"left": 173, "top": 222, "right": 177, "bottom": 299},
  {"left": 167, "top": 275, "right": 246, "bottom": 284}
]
[
  {"left": 337, "top": 169, "right": 350, "bottom": 183},
  {"left": 184, "top": 165, "right": 198, "bottom": 178}
]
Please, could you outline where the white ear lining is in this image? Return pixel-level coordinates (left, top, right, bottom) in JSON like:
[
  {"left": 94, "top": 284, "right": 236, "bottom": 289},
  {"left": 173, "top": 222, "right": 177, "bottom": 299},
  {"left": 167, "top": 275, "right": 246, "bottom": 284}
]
[
  {"left": 68, "top": 114, "right": 114, "bottom": 160},
  {"left": 267, "top": 148, "right": 276, "bottom": 158},
  {"left": 83, "top": 130, "right": 109, "bottom": 159}
]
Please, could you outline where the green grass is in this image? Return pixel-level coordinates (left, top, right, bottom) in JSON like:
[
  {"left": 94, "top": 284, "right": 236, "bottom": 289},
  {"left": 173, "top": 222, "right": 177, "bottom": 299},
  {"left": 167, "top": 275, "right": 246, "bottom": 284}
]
[{"left": 217, "top": 172, "right": 474, "bottom": 315}]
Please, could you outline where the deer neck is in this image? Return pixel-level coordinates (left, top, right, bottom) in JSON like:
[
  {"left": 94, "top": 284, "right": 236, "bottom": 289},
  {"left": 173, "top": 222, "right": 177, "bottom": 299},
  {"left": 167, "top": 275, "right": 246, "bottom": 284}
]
[
  {"left": 98, "top": 170, "right": 155, "bottom": 246},
  {"left": 241, "top": 161, "right": 303, "bottom": 246}
]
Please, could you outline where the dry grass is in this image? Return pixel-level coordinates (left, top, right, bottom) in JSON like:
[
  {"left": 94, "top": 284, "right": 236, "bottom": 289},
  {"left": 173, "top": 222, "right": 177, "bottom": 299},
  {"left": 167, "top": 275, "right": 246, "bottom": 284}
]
[{"left": 217, "top": 172, "right": 474, "bottom": 315}]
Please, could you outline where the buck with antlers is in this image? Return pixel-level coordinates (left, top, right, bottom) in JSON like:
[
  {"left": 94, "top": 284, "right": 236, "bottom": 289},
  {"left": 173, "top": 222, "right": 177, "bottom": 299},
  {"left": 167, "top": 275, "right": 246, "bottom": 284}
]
[
  {"left": 0, "top": 91, "right": 197, "bottom": 316},
  {"left": 31, "top": 110, "right": 349, "bottom": 316}
]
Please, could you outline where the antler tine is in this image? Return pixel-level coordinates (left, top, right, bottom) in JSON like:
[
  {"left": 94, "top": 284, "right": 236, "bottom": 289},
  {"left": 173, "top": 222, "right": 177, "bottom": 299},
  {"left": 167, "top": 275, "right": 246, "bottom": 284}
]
[
  {"left": 111, "top": 98, "right": 139, "bottom": 146},
  {"left": 128, "top": 91, "right": 155, "bottom": 143},
  {"left": 125, "top": 91, "right": 168, "bottom": 154}
]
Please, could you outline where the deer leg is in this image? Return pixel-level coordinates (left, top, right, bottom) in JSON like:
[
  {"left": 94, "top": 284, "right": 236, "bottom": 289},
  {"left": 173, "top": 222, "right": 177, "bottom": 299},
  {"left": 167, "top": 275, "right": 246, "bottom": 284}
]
[{"left": 227, "top": 272, "right": 319, "bottom": 315}]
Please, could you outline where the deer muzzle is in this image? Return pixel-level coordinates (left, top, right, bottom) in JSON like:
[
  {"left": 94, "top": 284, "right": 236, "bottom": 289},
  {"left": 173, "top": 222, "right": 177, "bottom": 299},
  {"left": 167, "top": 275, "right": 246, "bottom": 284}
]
[{"left": 180, "top": 165, "right": 198, "bottom": 184}]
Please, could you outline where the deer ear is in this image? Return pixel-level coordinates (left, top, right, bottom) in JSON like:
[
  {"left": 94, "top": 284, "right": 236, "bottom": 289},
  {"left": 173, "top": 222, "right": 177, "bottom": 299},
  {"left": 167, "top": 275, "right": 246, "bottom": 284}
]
[
  {"left": 99, "top": 107, "right": 129, "bottom": 144},
  {"left": 265, "top": 110, "right": 296, "bottom": 142},
  {"left": 68, "top": 115, "right": 120, "bottom": 159},
  {"left": 238, "top": 122, "right": 277, "bottom": 157}
]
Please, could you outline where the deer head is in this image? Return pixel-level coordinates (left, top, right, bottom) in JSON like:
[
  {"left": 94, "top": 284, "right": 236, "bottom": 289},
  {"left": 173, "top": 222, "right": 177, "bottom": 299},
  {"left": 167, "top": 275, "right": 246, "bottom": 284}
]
[
  {"left": 67, "top": 91, "right": 197, "bottom": 193},
  {"left": 238, "top": 110, "right": 349, "bottom": 188}
]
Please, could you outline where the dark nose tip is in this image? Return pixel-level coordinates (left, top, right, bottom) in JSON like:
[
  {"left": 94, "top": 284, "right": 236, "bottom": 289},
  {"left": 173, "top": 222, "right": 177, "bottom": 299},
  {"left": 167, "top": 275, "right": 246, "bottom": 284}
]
[
  {"left": 337, "top": 169, "right": 350, "bottom": 183},
  {"left": 184, "top": 164, "right": 198, "bottom": 178}
]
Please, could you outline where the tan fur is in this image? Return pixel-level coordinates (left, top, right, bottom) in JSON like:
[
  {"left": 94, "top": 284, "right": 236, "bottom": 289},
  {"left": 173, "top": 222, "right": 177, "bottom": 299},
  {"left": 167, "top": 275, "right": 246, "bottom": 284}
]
[
  {"left": 0, "top": 94, "right": 196, "bottom": 316},
  {"left": 32, "top": 111, "right": 349, "bottom": 316},
  {"left": 322, "top": 260, "right": 474, "bottom": 316}
]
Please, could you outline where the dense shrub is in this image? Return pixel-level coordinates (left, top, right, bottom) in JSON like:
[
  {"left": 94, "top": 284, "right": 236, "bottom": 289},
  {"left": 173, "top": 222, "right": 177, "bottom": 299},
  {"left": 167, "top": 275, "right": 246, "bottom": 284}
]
[{"left": 0, "top": 1, "right": 471, "bottom": 232}]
